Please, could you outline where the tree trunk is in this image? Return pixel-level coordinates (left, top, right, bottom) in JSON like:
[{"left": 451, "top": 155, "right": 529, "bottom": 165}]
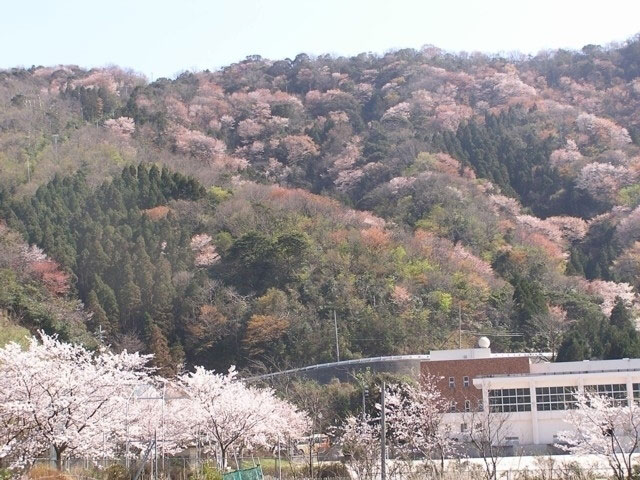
[
  {"left": 220, "top": 446, "right": 226, "bottom": 470},
  {"left": 54, "top": 446, "right": 65, "bottom": 471}
]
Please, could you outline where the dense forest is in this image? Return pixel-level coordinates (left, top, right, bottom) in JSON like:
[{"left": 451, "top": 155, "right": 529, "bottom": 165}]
[{"left": 2, "top": 36, "right": 640, "bottom": 372}]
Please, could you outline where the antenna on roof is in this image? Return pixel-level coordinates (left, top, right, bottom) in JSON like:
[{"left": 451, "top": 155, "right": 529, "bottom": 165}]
[{"left": 438, "top": 329, "right": 523, "bottom": 350}]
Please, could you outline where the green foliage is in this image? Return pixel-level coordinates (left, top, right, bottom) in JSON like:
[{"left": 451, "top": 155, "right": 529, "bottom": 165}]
[
  {"left": 511, "top": 275, "right": 549, "bottom": 337},
  {"left": 201, "top": 462, "right": 223, "bottom": 480},
  {"left": 0, "top": 315, "right": 30, "bottom": 349},
  {"left": 557, "top": 297, "right": 640, "bottom": 361},
  {"left": 2, "top": 164, "right": 206, "bottom": 359},
  {"left": 102, "top": 464, "right": 129, "bottom": 480},
  {"left": 434, "top": 109, "right": 564, "bottom": 216},
  {"left": 618, "top": 184, "right": 640, "bottom": 208},
  {"left": 0, "top": 269, "right": 74, "bottom": 341},
  {"left": 569, "top": 219, "right": 620, "bottom": 280},
  {"left": 208, "top": 186, "right": 233, "bottom": 204},
  {"left": 3, "top": 40, "right": 640, "bottom": 371},
  {"left": 227, "top": 231, "right": 311, "bottom": 293}
]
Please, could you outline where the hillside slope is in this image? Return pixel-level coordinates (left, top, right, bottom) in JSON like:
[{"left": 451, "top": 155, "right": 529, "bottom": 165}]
[{"left": 2, "top": 37, "right": 640, "bottom": 370}]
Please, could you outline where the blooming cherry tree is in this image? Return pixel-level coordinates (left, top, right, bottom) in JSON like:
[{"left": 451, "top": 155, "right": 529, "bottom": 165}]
[
  {"left": 556, "top": 392, "right": 640, "bottom": 480},
  {"left": 104, "top": 117, "right": 135, "bottom": 137},
  {"left": 585, "top": 279, "right": 637, "bottom": 316},
  {"left": 190, "top": 233, "right": 220, "bottom": 267},
  {"left": 125, "top": 382, "right": 195, "bottom": 457},
  {"left": 0, "top": 333, "right": 151, "bottom": 470},
  {"left": 340, "top": 413, "right": 382, "bottom": 480},
  {"left": 385, "top": 376, "right": 456, "bottom": 476},
  {"left": 177, "top": 366, "right": 307, "bottom": 468}
]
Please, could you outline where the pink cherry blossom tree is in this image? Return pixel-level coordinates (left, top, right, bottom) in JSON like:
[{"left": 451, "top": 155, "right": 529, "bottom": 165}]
[
  {"left": 584, "top": 279, "right": 637, "bottom": 316},
  {"left": 104, "top": 117, "right": 135, "bottom": 138},
  {"left": 124, "top": 382, "right": 197, "bottom": 460},
  {"left": 385, "top": 375, "right": 456, "bottom": 477},
  {"left": 340, "top": 378, "right": 456, "bottom": 479},
  {"left": 0, "top": 333, "right": 151, "bottom": 470},
  {"left": 576, "top": 162, "right": 634, "bottom": 203},
  {"left": 340, "top": 413, "right": 382, "bottom": 480},
  {"left": 556, "top": 392, "right": 640, "bottom": 480},
  {"left": 176, "top": 366, "right": 307, "bottom": 469},
  {"left": 190, "top": 233, "right": 220, "bottom": 267}
]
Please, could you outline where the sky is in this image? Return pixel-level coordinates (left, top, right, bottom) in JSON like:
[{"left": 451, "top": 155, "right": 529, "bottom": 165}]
[{"left": 1, "top": 0, "right": 639, "bottom": 79}]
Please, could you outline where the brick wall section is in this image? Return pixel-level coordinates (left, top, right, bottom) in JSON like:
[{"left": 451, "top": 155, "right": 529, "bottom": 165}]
[{"left": 421, "top": 357, "right": 531, "bottom": 410}]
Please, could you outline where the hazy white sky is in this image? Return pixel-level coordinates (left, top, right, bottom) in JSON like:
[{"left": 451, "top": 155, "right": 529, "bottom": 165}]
[{"left": 1, "top": 0, "right": 639, "bottom": 78}]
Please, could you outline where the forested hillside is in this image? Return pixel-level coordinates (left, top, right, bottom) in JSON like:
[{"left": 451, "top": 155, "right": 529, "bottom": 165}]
[{"left": 2, "top": 36, "right": 640, "bottom": 371}]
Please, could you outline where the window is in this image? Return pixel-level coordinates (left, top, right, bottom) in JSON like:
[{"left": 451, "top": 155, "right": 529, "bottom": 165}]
[
  {"left": 449, "top": 402, "right": 457, "bottom": 412},
  {"left": 477, "top": 400, "right": 484, "bottom": 412},
  {"left": 536, "top": 386, "right": 577, "bottom": 411},
  {"left": 633, "top": 383, "right": 640, "bottom": 403},
  {"left": 463, "top": 376, "right": 470, "bottom": 387},
  {"left": 464, "top": 400, "right": 471, "bottom": 412},
  {"left": 585, "top": 384, "right": 628, "bottom": 406},
  {"left": 488, "top": 388, "right": 531, "bottom": 412},
  {"left": 505, "top": 436, "right": 520, "bottom": 445},
  {"left": 449, "top": 377, "right": 455, "bottom": 388},
  {"left": 460, "top": 423, "right": 468, "bottom": 432}
]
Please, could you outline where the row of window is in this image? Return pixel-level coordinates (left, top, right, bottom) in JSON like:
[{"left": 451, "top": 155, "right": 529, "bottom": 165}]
[
  {"left": 585, "top": 384, "right": 628, "bottom": 406},
  {"left": 450, "top": 399, "right": 482, "bottom": 413},
  {"left": 489, "top": 388, "right": 532, "bottom": 412},
  {"left": 486, "top": 383, "right": 640, "bottom": 413},
  {"left": 536, "top": 386, "right": 577, "bottom": 411},
  {"left": 449, "top": 376, "right": 470, "bottom": 388}
]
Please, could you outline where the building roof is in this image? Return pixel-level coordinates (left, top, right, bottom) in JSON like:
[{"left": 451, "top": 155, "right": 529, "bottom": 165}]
[
  {"left": 429, "top": 347, "right": 550, "bottom": 361},
  {"left": 474, "top": 357, "right": 640, "bottom": 381}
]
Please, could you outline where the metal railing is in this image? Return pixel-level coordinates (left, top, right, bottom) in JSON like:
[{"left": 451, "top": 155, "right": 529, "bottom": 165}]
[
  {"left": 247, "top": 355, "right": 432, "bottom": 380},
  {"left": 248, "top": 353, "right": 552, "bottom": 381}
]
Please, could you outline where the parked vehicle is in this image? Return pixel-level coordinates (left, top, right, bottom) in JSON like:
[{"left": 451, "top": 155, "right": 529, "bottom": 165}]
[{"left": 295, "top": 434, "right": 330, "bottom": 456}]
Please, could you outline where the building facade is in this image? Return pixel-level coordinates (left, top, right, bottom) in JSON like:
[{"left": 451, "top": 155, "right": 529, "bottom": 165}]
[{"left": 424, "top": 343, "right": 640, "bottom": 447}]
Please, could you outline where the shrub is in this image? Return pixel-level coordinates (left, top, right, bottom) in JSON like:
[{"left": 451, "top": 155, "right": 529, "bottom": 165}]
[
  {"left": 27, "top": 466, "right": 72, "bottom": 480},
  {"left": 103, "top": 464, "right": 129, "bottom": 480}
]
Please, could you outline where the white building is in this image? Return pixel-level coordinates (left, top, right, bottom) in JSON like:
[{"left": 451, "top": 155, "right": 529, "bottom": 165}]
[
  {"left": 424, "top": 339, "right": 640, "bottom": 447},
  {"left": 472, "top": 357, "right": 640, "bottom": 446}
]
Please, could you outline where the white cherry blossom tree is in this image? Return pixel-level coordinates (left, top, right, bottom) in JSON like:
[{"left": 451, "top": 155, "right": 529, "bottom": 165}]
[
  {"left": 556, "top": 392, "right": 640, "bottom": 480},
  {"left": 340, "top": 413, "right": 382, "bottom": 480},
  {"left": 0, "top": 333, "right": 151, "bottom": 470},
  {"left": 385, "top": 375, "right": 456, "bottom": 477},
  {"left": 176, "top": 366, "right": 307, "bottom": 468}
]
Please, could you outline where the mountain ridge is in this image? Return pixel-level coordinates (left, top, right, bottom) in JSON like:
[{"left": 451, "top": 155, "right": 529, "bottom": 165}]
[{"left": 2, "top": 36, "right": 640, "bottom": 370}]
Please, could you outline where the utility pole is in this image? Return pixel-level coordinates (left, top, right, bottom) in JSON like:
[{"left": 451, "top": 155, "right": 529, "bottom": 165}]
[
  {"left": 161, "top": 381, "right": 166, "bottom": 474},
  {"left": 333, "top": 310, "right": 340, "bottom": 362},
  {"left": 362, "top": 386, "right": 367, "bottom": 420},
  {"left": 309, "top": 414, "right": 314, "bottom": 478},
  {"left": 277, "top": 434, "right": 282, "bottom": 480},
  {"left": 347, "top": 372, "right": 367, "bottom": 420},
  {"left": 458, "top": 304, "right": 462, "bottom": 349},
  {"left": 380, "top": 381, "right": 386, "bottom": 480},
  {"left": 154, "top": 429, "right": 158, "bottom": 480}
]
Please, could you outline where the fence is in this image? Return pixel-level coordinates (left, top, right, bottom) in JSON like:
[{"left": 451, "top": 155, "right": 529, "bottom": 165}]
[
  {"left": 223, "top": 465, "right": 263, "bottom": 480},
  {"left": 28, "top": 456, "right": 624, "bottom": 480},
  {"left": 31, "top": 457, "right": 195, "bottom": 480}
]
